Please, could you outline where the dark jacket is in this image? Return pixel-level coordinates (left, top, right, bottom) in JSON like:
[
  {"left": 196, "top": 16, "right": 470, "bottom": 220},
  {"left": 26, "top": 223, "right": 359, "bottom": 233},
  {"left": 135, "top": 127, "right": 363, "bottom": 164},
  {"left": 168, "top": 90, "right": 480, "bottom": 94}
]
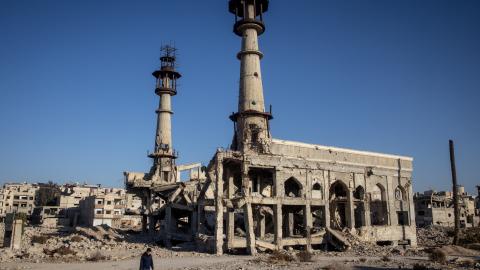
[{"left": 139, "top": 252, "right": 154, "bottom": 270}]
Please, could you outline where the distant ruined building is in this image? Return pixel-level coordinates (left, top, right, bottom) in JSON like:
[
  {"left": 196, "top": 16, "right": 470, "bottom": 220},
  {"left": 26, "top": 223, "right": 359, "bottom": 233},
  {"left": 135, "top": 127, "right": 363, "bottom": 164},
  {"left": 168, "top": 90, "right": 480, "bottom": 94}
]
[
  {"left": 124, "top": 0, "right": 417, "bottom": 254},
  {"left": 414, "top": 186, "right": 479, "bottom": 228}
]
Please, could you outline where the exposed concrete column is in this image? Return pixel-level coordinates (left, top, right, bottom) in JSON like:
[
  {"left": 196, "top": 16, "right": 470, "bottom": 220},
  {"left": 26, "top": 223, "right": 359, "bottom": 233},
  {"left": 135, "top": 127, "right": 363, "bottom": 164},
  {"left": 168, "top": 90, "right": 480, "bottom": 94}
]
[
  {"left": 274, "top": 203, "right": 283, "bottom": 249},
  {"left": 226, "top": 169, "right": 235, "bottom": 249},
  {"left": 406, "top": 180, "right": 417, "bottom": 246},
  {"left": 304, "top": 203, "right": 313, "bottom": 252},
  {"left": 347, "top": 188, "right": 355, "bottom": 229},
  {"left": 304, "top": 203, "right": 313, "bottom": 229},
  {"left": 407, "top": 181, "right": 416, "bottom": 226},
  {"left": 257, "top": 213, "right": 266, "bottom": 239},
  {"left": 387, "top": 176, "right": 397, "bottom": 225},
  {"left": 214, "top": 160, "right": 224, "bottom": 255},
  {"left": 274, "top": 169, "right": 282, "bottom": 197},
  {"left": 244, "top": 201, "right": 256, "bottom": 255},
  {"left": 364, "top": 200, "right": 372, "bottom": 227},
  {"left": 324, "top": 171, "right": 330, "bottom": 228},
  {"left": 288, "top": 212, "right": 294, "bottom": 236}
]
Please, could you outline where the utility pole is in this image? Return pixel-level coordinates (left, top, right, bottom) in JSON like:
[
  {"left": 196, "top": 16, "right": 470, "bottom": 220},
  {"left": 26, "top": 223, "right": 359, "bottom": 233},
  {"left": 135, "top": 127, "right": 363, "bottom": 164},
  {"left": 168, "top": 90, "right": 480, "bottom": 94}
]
[{"left": 449, "top": 140, "right": 460, "bottom": 245}]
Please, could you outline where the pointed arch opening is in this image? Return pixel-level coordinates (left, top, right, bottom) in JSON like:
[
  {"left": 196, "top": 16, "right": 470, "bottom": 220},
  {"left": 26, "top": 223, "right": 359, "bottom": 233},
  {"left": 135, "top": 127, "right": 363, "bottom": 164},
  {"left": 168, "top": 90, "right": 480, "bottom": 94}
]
[
  {"left": 353, "top": 185, "right": 366, "bottom": 228},
  {"left": 370, "top": 183, "right": 388, "bottom": 226},
  {"left": 312, "top": 182, "right": 323, "bottom": 199},
  {"left": 284, "top": 177, "right": 302, "bottom": 198},
  {"left": 329, "top": 180, "right": 348, "bottom": 229}
]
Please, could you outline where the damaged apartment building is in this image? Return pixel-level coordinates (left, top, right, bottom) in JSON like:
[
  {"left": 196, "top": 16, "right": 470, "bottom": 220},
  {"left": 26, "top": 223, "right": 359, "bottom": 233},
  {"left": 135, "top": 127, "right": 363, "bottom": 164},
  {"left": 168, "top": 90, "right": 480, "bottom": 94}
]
[
  {"left": 0, "top": 182, "right": 143, "bottom": 229},
  {"left": 124, "top": 0, "right": 417, "bottom": 255},
  {"left": 414, "top": 186, "right": 479, "bottom": 228},
  {"left": 0, "top": 183, "right": 39, "bottom": 219}
]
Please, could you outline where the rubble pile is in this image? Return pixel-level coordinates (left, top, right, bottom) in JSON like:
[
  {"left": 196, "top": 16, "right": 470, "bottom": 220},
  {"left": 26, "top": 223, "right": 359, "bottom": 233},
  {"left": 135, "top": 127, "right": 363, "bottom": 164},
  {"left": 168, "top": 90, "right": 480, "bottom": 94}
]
[
  {"left": 0, "top": 225, "right": 211, "bottom": 263},
  {"left": 338, "top": 230, "right": 424, "bottom": 257},
  {"left": 459, "top": 227, "right": 480, "bottom": 245},
  {"left": 417, "top": 226, "right": 453, "bottom": 247}
]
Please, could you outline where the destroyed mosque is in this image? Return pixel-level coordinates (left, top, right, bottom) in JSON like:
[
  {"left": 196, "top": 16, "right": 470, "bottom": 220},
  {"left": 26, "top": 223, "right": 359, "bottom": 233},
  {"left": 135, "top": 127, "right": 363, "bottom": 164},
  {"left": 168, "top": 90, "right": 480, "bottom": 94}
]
[{"left": 124, "top": 0, "right": 417, "bottom": 254}]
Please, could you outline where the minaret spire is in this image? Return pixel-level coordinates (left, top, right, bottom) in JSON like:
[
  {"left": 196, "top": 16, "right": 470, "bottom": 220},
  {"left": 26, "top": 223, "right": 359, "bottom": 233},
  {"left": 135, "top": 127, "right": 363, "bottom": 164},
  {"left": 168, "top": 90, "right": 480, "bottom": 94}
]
[
  {"left": 229, "top": 0, "right": 272, "bottom": 153},
  {"left": 148, "top": 45, "right": 180, "bottom": 184}
]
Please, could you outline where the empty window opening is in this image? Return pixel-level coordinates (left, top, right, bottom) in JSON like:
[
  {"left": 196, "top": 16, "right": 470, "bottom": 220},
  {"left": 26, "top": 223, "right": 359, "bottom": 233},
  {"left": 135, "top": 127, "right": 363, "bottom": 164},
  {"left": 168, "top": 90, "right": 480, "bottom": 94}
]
[
  {"left": 376, "top": 241, "right": 393, "bottom": 246},
  {"left": 312, "top": 183, "right": 323, "bottom": 199},
  {"left": 285, "top": 177, "right": 302, "bottom": 198},
  {"left": 249, "top": 168, "right": 274, "bottom": 197},
  {"left": 282, "top": 205, "right": 303, "bottom": 237},
  {"left": 354, "top": 186, "right": 365, "bottom": 200},
  {"left": 312, "top": 206, "right": 326, "bottom": 229},
  {"left": 397, "top": 211, "right": 409, "bottom": 226},
  {"left": 354, "top": 203, "right": 365, "bottom": 228}
]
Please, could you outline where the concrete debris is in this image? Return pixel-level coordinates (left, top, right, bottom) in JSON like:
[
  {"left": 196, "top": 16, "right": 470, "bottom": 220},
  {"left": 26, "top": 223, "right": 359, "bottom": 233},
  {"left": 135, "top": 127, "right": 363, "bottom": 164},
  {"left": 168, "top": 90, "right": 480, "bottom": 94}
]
[
  {"left": 417, "top": 226, "right": 453, "bottom": 247},
  {"left": 0, "top": 225, "right": 215, "bottom": 263}
]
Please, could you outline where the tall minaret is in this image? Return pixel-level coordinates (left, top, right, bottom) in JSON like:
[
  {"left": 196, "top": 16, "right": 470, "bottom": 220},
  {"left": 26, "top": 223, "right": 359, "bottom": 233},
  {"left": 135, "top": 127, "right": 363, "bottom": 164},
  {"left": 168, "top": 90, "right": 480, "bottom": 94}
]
[
  {"left": 148, "top": 45, "right": 180, "bottom": 184},
  {"left": 229, "top": 0, "right": 273, "bottom": 153}
]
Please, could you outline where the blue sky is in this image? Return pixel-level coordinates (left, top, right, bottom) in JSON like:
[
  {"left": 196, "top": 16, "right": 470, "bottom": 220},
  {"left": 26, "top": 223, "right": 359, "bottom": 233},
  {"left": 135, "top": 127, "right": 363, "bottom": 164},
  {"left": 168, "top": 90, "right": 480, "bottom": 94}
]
[{"left": 0, "top": 0, "right": 479, "bottom": 193}]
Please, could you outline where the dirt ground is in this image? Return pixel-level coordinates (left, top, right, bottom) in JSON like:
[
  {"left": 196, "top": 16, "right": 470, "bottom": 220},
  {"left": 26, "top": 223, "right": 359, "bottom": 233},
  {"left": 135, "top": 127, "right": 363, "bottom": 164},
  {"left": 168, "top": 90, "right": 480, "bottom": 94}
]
[
  {"left": 1, "top": 226, "right": 480, "bottom": 270},
  {"left": 1, "top": 252, "right": 479, "bottom": 270}
]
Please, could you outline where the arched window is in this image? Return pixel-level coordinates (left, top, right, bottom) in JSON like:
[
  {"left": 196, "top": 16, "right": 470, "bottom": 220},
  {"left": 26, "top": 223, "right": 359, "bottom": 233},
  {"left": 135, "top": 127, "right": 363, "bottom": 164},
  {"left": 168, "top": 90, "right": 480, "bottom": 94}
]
[
  {"left": 370, "top": 183, "right": 388, "bottom": 225},
  {"left": 354, "top": 186, "right": 365, "bottom": 200},
  {"left": 395, "top": 186, "right": 406, "bottom": 201},
  {"left": 329, "top": 180, "right": 348, "bottom": 200},
  {"left": 371, "top": 184, "right": 385, "bottom": 201},
  {"left": 312, "top": 182, "right": 323, "bottom": 199},
  {"left": 284, "top": 177, "right": 302, "bottom": 197}
]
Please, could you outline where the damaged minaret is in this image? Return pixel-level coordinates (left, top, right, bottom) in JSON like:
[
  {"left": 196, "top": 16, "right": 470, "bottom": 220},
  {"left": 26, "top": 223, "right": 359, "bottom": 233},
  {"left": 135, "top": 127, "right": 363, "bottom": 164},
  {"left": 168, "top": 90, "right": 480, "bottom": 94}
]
[
  {"left": 229, "top": 0, "right": 273, "bottom": 153},
  {"left": 124, "top": 46, "right": 182, "bottom": 232},
  {"left": 148, "top": 45, "right": 180, "bottom": 184}
]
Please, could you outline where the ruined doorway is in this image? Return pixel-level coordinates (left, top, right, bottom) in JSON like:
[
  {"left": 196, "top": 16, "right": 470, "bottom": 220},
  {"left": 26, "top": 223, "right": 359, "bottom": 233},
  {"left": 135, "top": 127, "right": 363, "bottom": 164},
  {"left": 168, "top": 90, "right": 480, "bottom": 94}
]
[
  {"left": 370, "top": 184, "right": 388, "bottom": 226},
  {"left": 329, "top": 181, "right": 348, "bottom": 229},
  {"left": 353, "top": 186, "right": 365, "bottom": 228}
]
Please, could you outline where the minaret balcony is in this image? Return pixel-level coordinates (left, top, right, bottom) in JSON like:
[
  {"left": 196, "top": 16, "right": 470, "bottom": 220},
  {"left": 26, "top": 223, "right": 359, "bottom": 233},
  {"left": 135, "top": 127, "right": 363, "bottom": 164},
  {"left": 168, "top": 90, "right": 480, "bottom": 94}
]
[
  {"left": 233, "top": 19, "right": 265, "bottom": 36},
  {"left": 148, "top": 151, "right": 178, "bottom": 159},
  {"left": 229, "top": 110, "right": 273, "bottom": 122},
  {"left": 155, "top": 86, "right": 177, "bottom": 96},
  {"left": 152, "top": 69, "right": 182, "bottom": 79}
]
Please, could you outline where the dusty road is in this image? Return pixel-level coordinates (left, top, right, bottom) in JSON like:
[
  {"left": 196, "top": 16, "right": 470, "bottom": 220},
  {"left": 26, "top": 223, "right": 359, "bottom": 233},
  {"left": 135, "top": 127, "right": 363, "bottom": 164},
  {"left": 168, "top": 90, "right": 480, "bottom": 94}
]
[
  {"left": 0, "top": 255, "right": 251, "bottom": 270},
  {"left": 0, "top": 255, "right": 438, "bottom": 270}
]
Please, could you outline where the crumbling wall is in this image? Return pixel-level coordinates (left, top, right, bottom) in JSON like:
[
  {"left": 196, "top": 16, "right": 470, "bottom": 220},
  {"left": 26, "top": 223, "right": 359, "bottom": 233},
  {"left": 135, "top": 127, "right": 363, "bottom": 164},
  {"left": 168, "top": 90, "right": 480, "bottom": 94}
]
[
  {"left": 209, "top": 138, "right": 416, "bottom": 255},
  {"left": 0, "top": 222, "right": 4, "bottom": 247}
]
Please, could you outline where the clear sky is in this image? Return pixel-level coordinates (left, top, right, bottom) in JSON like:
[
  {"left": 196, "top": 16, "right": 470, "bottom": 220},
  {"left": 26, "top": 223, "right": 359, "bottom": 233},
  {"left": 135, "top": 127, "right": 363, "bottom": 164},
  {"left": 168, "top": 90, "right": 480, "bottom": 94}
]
[{"left": 0, "top": 0, "right": 479, "bottom": 193}]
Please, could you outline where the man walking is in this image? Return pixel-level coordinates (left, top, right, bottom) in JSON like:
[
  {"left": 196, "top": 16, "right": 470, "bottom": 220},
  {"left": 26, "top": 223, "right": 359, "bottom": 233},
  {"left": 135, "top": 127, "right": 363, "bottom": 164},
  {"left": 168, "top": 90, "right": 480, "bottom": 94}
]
[{"left": 139, "top": 248, "right": 154, "bottom": 270}]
